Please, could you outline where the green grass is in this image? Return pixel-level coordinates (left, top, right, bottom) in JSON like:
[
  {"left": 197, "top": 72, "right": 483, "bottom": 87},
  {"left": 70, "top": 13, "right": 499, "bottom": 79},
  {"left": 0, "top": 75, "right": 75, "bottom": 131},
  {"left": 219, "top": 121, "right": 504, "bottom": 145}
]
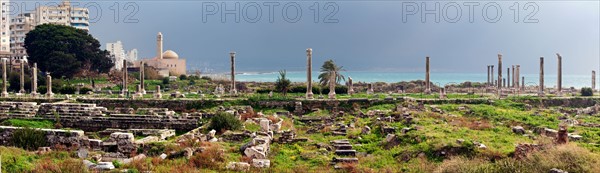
[{"left": 1, "top": 119, "right": 55, "bottom": 128}]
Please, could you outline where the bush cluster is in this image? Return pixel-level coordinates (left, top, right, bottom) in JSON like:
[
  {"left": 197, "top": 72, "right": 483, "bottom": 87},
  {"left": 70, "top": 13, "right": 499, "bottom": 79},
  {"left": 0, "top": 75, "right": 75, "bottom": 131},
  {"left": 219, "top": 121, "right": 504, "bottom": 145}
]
[
  {"left": 10, "top": 127, "right": 48, "bottom": 150},
  {"left": 581, "top": 87, "right": 593, "bottom": 96},
  {"left": 208, "top": 112, "right": 242, "bottom": 132}
]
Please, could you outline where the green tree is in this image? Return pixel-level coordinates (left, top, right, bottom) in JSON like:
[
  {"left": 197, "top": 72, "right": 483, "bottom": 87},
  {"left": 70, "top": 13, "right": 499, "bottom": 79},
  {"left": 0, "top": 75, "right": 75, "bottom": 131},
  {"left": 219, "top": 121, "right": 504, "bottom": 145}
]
[
  {"left": 318, "top": 59, "right": 345, "bottom": 87},
  {"left": 24, "top": 24, "right": 114, "bottom": 78},
  {"left": 275, "top": 70, "right": 291, "bottom": 96}
]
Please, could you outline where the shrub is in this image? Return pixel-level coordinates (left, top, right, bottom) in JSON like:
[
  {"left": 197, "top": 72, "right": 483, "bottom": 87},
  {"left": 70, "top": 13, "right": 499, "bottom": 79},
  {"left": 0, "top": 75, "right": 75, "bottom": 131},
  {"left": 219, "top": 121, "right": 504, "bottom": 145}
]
[
  {"left": 58, "top": 85, "right": 77, "bottom": 94},
  {"left": 322, "top": 86, "right": 348, "bottom": 94},
  {"left": 289, "top": 85, "right": 319, "bottom": 93},
  {"left": 208, "top": 112, "right": 242, "bottom": 132},
  {"left": 581, "top": 87, "right": 593, "bottom": 96},
  {"left": 162, "top": 77, "right": 170, "bottom": 85},
  {"left": 80, "top": 87, "right": 93, "bottom": 94},
  {"left": 10, "top": 127, "right": 47, "bottom": 150},
  {"left": 179, "top": 74, "right": 188, "bottom": 80}
]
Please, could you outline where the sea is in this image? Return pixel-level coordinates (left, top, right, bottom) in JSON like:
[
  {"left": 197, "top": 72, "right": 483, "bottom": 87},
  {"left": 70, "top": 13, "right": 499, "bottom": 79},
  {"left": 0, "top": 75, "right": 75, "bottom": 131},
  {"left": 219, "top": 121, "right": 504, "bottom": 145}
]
[{"left": 223, "top": 71, "right": 594, "bottom": 89}]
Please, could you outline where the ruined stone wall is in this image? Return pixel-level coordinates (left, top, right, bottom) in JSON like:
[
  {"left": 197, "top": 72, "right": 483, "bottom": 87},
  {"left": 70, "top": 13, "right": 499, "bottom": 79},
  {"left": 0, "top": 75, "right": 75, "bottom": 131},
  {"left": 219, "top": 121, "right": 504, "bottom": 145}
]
[
  {"left": 510, "top": 97, "right": 600, "bottom": 108},
  {"left": 77, "top": 98, "right": 226, "bottom": 112},
  {"left": 0, "top": 126, "right": 87, "bottom": 148}
]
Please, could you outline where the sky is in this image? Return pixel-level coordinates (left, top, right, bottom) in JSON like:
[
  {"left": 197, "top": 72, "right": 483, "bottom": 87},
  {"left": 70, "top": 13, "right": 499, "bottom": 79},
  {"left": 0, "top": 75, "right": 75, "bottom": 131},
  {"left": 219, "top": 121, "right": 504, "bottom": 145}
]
[{"left": 10, "top": 0, "right": 600, "bottom": 74}]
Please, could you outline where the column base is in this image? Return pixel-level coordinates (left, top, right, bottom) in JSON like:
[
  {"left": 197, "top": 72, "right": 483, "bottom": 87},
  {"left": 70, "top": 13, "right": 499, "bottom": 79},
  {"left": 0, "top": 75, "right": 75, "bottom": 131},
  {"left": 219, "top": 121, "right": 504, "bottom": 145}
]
[
  {"left": 367, "top": 90, "right": 374, "bottom": 95},
  {"left": 154, "top": 93, "right": 162, "bottom": 99},
  {"left": 30, "top": 92, "right": 39, "bottom": 98},
  {"left": 328, "top": 92, "right": 336, "bottom": 99},
  {"left": 1, "top": 91, "right": 9, "bottom": 97},
  {"left": 424, "top": 89, "right": 431, "bottom": 94},
  {"left": 141, "top": 89, "right": 147, "bottom": 95},
  {"left": 46, "top": 93, "right": 54, "bottom": 98},
  {"left": 306, "top": 92, "right": 314, "bottom": 99},
  {"left": 538, "top": 92, "right": 545, "bottom": 97},
  {"left": 133, "top": 92, "right": 143, "bottom": 99}
]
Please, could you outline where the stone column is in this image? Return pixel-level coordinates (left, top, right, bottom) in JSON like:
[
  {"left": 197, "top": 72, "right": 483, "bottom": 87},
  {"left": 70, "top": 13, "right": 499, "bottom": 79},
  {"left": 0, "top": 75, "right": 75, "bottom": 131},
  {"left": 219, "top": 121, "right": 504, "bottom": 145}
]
[
  {"left": 31, "top": 63, "right": 38, "bottom": 97},
  {"left": 347, "top": 76, "right": 354, "bottom": 95},
  {"left": 507, "top": 67, "right": 510, "bottom": 88},
  {"left": 487, "top": 65, "right": 490, "bottom": 86},
  {"left": 503, "top": 78, "right": 506, "bottom": 88},
  {"left": 230, "top": 52, "right": 236, "bottom": 94},
  {"left": 306, "top": 48, "right": 314, "bottom": 99},
  {"left": 133, "top": 84, "right": 143, "bottom": 99},
  {"left": 328, "top": 72, "right": 336, "bottom": 99},
  {"left": 522, "top": 77, "right": 525, "bottom": 91},
  {"left": 140, "top": 61, "right": 146, "bottom": 94},
  {"left": 539, "top": 57, "right": 544, "bottom": 96},
  {"left": 367, "top": 83, "right": 374, "bottom": 94},
  {"left": 425, "top": 56, "right": 431, "bottom": 94},
  {"left": 498, "top": 54, "right": 502, "bottom": 90},
  {"left": 491, "top": 65, "right": 494, "bottom": 86},
  {"left": 154, "top": 85, "right": 162, "bottom": 99},
  {"left": 19, "top": 60, "right": 25, "bottom": 94},
  {"left": 593, "top": 71, "right": 596, "bottom": 91},
  {"left": 121, "top": 60, "right": 128, "bottom": 97},
  {"left": 1, "top": 58, "right": 8, "bottom": 97},
  {"left": 557, "top": 53, "right": 562, "bottom": 95},
  {"left": 46, "top": 72, "right": 54, "bottom": 98},
  {"left": 511, "top": 65, "right": 515, "bottom": 88},
  {"left": 516, "top": 65, "right": 520, "bottom": 88}
]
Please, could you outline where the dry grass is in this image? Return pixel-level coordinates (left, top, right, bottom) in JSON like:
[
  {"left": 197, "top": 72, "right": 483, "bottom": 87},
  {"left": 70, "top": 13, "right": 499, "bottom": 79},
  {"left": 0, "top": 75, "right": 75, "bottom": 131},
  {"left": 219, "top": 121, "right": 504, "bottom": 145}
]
[
  {"left": 434, "top": 144, "right": 600, "bottom": 173},
  {"left": 189, "top": 143, "right": 226, "bottom": 170}
]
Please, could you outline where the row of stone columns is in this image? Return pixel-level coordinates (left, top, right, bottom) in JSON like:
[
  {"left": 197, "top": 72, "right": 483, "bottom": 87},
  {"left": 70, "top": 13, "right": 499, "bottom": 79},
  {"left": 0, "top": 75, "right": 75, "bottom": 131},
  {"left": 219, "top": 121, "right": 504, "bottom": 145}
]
[{"left": 1, "top": 58, "right": 51, "bottom": 98}]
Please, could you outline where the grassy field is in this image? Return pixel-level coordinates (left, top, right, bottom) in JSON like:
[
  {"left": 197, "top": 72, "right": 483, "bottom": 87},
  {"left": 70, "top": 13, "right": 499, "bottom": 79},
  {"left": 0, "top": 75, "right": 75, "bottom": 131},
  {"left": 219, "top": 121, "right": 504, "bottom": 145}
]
[{"left": 2, "top": 98, "right": 600, "bottom": 172}]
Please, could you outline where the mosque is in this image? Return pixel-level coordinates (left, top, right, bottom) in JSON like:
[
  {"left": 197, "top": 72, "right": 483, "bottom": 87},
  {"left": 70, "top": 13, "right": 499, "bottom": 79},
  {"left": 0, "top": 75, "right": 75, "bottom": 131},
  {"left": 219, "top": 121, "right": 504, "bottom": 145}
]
[{"left": 136, "top": 32, "right": 186, "bottom": 77}]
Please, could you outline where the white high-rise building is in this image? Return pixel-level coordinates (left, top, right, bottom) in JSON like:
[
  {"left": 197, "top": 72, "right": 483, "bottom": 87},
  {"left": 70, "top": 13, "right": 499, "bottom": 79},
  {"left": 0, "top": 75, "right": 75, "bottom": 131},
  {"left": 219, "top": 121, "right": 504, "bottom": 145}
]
[
  {"left": 34, "top": 0, "right": 89, "bottom": 31},
  {"left": 126, "top": 49, "right": 138, "bottom": 62},
  {"left": 10, "top": 13, "right": 35, "bottom": 58},
  {"left": 1, "top": 0, "right": 10, "bottom": 57},
  {"left": 106, "top": 41, "right": 126, "bottom": 70}
]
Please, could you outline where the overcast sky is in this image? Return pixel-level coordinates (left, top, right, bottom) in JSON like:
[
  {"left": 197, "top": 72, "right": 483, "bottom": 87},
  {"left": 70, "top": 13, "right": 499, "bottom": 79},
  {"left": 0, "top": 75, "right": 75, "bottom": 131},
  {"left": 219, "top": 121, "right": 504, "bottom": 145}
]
[{"left": 11, "top": 1, "right": 600, "bottom": 74}]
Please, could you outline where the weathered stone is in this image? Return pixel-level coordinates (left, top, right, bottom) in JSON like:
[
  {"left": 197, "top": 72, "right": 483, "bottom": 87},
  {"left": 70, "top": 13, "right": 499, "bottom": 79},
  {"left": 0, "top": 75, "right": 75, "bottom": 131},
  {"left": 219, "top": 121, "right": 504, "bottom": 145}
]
[
  {"left": 35, "top": 147, "right": 52, "bottom": 155},
  {"left": 96, "top": 162, "right": 115, "bottom": 170},
  {"left": 361, "top": 126, "right": 371, "bottom": 135},
  {"left": 568, "top": 134, "right": 582, "bottom": 141},
  {"left": 512, "top": 126, "right": 525, "bottom": 135},
  {"left": 549, "top": 168, "right": 568, "bottom": 173},
  {"left": 78, "top": 148, "right": 89, "bottom": 158},
  {"left": 244, "top": 147, "right": 267, "bottom": 159},
  {"left": 226, "top": 162, "right": 250, "bottom": 171},
  {"left": 252, "top": 159, "right": 271, "bottom": 168},
  {"left": 83, "top": 160, "right": 96, "bottom": 168},
  {"left": 260, "top": 119, "right": 270, "bottom": 132}
]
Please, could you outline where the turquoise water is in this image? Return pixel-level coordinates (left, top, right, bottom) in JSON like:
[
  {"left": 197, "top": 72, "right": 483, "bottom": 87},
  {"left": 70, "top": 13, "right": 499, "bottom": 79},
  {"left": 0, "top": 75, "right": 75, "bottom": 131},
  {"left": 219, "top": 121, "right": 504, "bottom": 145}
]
[{"left": 233, "top": 71, "right": 593, "bottom": 88}]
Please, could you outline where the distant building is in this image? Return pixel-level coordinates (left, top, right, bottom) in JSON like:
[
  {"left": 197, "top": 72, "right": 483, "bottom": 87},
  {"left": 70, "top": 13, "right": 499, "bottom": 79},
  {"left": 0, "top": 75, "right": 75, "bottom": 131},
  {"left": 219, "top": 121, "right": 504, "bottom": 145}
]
[
  {"left": 106, "top": 41, "right": 126, "bottom": 70},
  {"left": 126, "top": 49, "right": 138, "bottom": 62},
  {"left": 34, "top": 0, "right": 90, "bottom": 31},
  {"left": 137, "top": 32, "right": 186, "bottom": 77},
  {"left": 10, "top": 13, "right": 35, "bottom": 58},
  {"left": 1, "top": 0, "right": 10, "bottom": 57}
]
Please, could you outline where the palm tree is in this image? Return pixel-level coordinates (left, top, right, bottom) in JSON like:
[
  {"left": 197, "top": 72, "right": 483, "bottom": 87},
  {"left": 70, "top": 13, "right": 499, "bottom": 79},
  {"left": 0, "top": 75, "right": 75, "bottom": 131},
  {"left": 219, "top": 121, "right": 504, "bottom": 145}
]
[
  {"left": 275, "top": 70, "right": 291, "bottom": 96},
  {"left": 318, "top": 59, "right": 345, "bottom": 87}
]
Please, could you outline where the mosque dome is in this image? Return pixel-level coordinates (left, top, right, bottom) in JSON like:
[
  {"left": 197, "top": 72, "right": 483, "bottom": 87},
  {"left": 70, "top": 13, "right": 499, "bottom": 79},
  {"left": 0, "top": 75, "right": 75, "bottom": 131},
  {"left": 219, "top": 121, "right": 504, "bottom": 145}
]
[{"left": 162, "top": 50, "right": 179, "bottom": 59}]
